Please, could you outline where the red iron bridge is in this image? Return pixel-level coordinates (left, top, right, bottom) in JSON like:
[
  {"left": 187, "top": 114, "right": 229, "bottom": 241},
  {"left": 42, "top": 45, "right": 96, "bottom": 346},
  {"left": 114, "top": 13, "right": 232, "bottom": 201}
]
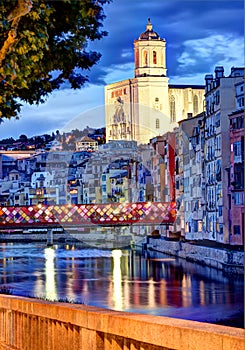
[{"left": 0, "top": 202, "right": 176, "bottom": 228}]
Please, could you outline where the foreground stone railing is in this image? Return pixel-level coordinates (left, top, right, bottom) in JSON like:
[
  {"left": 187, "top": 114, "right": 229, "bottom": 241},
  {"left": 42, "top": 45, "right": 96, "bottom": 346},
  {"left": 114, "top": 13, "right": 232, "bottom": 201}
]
[{"left": 0, "top": 295, "right": 243, "bottom": 350}]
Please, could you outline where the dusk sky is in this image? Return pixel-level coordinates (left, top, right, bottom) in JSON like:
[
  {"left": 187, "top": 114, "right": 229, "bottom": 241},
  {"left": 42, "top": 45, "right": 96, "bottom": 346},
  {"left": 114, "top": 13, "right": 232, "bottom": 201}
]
[{"left": 0, "top": 0, "right": 243, "bottom": 139}]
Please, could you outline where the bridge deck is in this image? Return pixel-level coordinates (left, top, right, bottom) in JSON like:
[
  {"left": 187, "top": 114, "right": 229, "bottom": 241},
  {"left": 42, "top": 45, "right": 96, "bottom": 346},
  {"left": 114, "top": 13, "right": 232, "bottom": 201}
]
[{"left": 0, "top": 202, "right": 176, "bottom": 228}]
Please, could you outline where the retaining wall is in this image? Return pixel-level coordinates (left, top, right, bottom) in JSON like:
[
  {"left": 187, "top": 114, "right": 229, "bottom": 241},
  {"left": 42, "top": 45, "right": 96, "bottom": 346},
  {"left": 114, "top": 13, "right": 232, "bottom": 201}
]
[
  {"left": 147, "top": 237, "right": 244, "bottom": 273},
  {"left": 0, "top": 295, "right": 243, "bottom": 350}
]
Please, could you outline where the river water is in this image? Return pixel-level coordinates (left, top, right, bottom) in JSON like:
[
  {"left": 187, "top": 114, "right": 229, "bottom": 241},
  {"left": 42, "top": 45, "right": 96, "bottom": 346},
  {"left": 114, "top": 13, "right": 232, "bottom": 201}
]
[{"left": 0, "top": 242, "right": 243, "bottom": 328}]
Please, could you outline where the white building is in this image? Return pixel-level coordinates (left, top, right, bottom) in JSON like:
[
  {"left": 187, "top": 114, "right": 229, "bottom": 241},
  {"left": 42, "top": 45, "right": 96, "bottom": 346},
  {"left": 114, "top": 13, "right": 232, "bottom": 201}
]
[{"left": 105, "top": 19, "right": 205, "bottom": 145}]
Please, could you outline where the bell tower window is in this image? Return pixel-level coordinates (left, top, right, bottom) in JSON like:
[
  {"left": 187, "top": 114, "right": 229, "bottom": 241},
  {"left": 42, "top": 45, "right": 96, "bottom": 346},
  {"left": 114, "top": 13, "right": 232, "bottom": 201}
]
[
  {"left": 153, "top": 51, "right": 157, "bottom": 64},
  {"left": 143, "top": 50, "right": 148, "bottom": 66}
]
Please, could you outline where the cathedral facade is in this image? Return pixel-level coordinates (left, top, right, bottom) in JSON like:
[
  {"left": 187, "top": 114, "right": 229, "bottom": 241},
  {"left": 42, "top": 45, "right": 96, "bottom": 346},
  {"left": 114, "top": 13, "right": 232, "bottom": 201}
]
[{"left": 105, "top": 19, "right": 205, "bottom": 145}]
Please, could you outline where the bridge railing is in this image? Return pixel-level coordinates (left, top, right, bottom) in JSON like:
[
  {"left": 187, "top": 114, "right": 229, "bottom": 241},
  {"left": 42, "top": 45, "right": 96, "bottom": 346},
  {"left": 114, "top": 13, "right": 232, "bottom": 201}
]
[
  {"left": 0, "top": 202, "right": 176, "bottom": 227},
  {"left": 0, "top": 295, "right": 243, "bottom": 350}
]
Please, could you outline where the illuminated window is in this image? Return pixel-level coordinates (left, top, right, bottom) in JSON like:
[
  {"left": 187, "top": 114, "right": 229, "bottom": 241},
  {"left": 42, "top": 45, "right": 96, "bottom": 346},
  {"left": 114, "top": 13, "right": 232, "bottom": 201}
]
[{"left": 153, "top": 51, "right": 157, "bottom": 64}]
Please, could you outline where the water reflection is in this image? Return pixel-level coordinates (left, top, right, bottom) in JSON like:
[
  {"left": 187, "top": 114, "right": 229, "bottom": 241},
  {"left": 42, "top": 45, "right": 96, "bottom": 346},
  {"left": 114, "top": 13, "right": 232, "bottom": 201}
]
[
  {"left": 0, "top": 243, "right": 243, "bottom": 327},
  {"left": 44, "top": 247, "right": 57, "bottom": 300},
  {"left": 112, "top": 249, "right": 123, "bottom": 310}
]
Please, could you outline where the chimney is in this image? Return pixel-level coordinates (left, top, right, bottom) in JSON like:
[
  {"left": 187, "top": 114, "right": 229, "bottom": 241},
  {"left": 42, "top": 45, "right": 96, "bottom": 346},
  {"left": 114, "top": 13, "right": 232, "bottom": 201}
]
[
  {"left": 215, "top": 66, "right": 224, "bottom": 79},
  {"left": 205, "top": 74, "right": 213, "bottom": 86}
]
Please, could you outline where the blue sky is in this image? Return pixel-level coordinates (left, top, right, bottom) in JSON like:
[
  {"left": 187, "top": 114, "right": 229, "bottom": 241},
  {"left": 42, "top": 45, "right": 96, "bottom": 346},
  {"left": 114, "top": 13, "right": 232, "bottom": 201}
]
[{"left": 0, "top": 0, "right": 243, "bottom": 139}]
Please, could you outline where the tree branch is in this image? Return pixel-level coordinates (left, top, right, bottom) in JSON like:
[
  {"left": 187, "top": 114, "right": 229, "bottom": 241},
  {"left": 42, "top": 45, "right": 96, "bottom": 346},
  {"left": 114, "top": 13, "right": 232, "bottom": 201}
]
[{"left": 0, "top": 0, "right": 33, "bottom": 67}]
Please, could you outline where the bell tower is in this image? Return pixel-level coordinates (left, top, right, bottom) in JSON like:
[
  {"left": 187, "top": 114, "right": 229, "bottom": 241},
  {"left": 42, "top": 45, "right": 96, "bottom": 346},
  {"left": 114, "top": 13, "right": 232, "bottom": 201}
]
[{"left": 134, "top": 18, "right": 167, "bottom": 78}]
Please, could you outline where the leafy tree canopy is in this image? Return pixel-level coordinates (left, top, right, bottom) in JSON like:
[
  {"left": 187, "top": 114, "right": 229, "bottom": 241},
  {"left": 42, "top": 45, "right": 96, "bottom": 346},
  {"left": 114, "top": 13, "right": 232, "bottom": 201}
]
[{"left": 0, "top": 0, "right": 110, "bottom": 120}]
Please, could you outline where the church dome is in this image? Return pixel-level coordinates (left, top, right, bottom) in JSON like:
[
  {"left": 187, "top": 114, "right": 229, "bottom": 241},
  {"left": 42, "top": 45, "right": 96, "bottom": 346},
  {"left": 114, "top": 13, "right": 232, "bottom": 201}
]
[{"left": 139, "top": 18, "right": 160, "bottom": 40}]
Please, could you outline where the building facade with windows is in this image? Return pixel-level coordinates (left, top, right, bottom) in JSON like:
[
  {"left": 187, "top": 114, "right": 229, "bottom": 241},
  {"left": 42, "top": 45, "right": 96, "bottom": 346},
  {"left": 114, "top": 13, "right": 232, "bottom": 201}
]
[
  {"left": 204, "top": 66, "right": 244, "bottom": 244},
  {"left": 228, "top": 80, "right": 244, "bottom": 245},
  {"left": 105, "top": 19, "right": 205, "bottom": 145},
  {"left": 174, "top": 113, "right": 205, "bottom": 239}
]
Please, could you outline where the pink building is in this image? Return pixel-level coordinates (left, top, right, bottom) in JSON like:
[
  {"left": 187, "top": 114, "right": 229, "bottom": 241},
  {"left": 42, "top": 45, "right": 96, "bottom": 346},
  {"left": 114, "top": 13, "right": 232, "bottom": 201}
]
[{"left": 228, "top": 80, "right": 244, "bottom": 245}]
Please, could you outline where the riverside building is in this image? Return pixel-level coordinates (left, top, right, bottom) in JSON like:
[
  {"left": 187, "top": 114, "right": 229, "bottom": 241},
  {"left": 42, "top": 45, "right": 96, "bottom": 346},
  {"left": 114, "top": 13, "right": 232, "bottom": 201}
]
[{"left": 204, "top": 67, "right": 244, "bottom": 244}]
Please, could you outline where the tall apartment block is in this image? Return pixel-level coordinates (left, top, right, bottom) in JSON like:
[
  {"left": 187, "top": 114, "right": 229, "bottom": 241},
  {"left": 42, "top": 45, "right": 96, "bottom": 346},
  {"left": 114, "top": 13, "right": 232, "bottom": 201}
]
[{"left": 204, "top": 66, "right": 244, "bottom": 244}]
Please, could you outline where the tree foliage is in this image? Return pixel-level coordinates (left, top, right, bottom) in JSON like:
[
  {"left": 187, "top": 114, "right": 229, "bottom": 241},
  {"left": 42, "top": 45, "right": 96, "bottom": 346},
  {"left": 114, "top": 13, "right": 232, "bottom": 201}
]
[{"left": 0, "top": 0, "right": 110, "bottom": 120}]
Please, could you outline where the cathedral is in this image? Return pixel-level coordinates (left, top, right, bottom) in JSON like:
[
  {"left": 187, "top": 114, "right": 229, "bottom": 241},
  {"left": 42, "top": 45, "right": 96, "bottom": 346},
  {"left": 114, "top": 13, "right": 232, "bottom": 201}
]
[{"left": 105, "top": 19, "right": 205, "bottom": 145}]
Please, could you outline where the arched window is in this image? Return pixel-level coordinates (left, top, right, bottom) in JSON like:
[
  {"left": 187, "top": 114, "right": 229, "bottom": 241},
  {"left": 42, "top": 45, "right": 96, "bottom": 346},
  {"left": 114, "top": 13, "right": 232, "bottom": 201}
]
[
  {"left": 156, "top": 118, "right": 160, "bottom": 129},
  {"left": 153, "top": 51, "right": 157, "bottom": 64},
  {"left": 170, "top": 95, "right": 176, "bottom": 123},
  {"left": 193, "top": 95, "right": 198, "bottom": 115},
  {"left": 143, "top": 51, "right": 148, "bottom": 66},
  {"left": 135, "top": 49, "right": 139, "bottom": 67}
]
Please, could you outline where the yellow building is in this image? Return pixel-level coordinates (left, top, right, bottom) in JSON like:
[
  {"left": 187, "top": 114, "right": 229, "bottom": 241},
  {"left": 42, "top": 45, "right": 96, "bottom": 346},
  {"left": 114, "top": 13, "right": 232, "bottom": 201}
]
[{"left": 105, "top": 19, "right": 205, "bottom": 145}]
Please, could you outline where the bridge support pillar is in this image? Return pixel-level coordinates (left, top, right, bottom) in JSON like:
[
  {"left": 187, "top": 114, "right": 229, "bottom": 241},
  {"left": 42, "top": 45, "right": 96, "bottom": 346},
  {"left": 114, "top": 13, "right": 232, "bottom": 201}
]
[{"left": 47, "top": 228, "right": 54, "bottom": 246}]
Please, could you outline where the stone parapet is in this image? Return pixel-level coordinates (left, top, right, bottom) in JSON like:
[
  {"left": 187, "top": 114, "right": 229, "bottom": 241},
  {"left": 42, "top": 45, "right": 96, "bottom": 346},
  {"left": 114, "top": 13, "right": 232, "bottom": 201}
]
[{"left": 0, "top": 295, "right": 243, "bottom": 350}]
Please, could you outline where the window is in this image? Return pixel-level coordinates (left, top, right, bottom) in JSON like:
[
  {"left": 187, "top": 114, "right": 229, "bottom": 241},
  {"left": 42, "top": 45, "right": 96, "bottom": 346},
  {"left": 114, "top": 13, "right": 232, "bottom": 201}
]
[
  {"left": 156, "top": 118, "right": 160, "bottom": 129},
  {"left": 215, "top": 113, "right": 220, "bottom": 127},
  {"left": 216, "top": 135, "right": 221, "bottom": 151},
  {"left": 153, "top": 51, "right": 157, "bottom": 64},
  {"left": 198, "top": 221, "right": 202, "bottom": 232},
  {"left": 237, "top": 97, "right": 244, "bottom": 109},
  {"left": 193, "top": 95, "right": 198, "bottom": 115},
  {"left": 218, "top": 206, "right": 222, "bottom": 216},
  {"left": 234, "top": 141, "right": 241, "bottom": 156},
  {"left": 170, "top": 95, "right": 176, "bottom": 123},
  {"left": 232, "top": 163, "right": 244, "bottom": 189},
  {"left": 215, "top": 91, "right": 220, "bottom": 104},
  {"left": 216, "top": 159, "right": 221, "bottom": 181},
  {"left": 233, "top": 225, "right": 241, "bottom": 235},
  {"left": 143, "top": 50, "right": 148, "bottom": 65},
  {"left": 233, "top": 192, "right": 244, "bottom": 205}
]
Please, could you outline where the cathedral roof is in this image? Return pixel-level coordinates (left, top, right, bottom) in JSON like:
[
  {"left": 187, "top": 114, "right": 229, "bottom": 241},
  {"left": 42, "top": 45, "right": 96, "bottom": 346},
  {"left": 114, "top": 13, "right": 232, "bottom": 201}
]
[{"left": 139, "top": 18, "right": 161, "bottom": 40}]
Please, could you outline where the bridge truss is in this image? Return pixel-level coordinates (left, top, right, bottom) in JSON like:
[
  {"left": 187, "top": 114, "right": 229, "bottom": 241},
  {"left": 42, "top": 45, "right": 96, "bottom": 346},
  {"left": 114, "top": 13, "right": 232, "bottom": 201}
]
[{"left": 0, "top": 202, "right": 176, "bottom": 228}]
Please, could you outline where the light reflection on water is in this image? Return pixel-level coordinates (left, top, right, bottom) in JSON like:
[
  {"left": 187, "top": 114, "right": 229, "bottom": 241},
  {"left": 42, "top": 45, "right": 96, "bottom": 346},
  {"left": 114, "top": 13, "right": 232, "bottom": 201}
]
[
  {"left": 0, "top": 242, "right": 243, "bottom": 327},
  {"left": 44, "top": 247, "right": 57, "bottom": 300}
]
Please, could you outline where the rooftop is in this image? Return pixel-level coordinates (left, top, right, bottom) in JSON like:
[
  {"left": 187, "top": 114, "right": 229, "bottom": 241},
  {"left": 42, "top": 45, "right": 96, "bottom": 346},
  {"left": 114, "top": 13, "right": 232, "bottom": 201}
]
[{"left": 138, "top": 18, "right": 162, "bottom": 41}]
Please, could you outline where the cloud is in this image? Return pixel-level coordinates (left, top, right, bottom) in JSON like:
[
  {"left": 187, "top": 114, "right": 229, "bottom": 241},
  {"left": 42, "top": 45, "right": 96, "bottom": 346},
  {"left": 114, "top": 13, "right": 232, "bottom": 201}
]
[
  {"left": 88, "top": 1, "right": 243, "bottom": 84},
  {"left": 0, "top": 0, "right": 243, "bottom": 139},
  {"left": 104, "top": 62, "right": 134, "bottom": 84},
  {"left": 173, "top": 33, "right": 244, "bottom": 80},
  {"left": 0, "top": 85, "right": 105, "bottom": 139}
]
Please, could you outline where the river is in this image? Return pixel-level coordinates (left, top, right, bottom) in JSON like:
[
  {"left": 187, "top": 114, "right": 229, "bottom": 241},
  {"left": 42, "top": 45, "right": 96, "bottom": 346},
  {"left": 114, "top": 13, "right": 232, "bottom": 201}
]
[{"left": 0, "top": 242, "right": 243, "bottom": 328}]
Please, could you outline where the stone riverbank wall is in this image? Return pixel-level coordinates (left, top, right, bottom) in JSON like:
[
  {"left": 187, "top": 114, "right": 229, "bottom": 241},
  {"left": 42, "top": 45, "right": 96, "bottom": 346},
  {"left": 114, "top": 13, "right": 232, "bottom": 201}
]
[
  {"left": 0, "top": 295, "right": 243, "bottom": 350},
  {"left": 146, "top": 237, "right": 244, "bottom": 274}
]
